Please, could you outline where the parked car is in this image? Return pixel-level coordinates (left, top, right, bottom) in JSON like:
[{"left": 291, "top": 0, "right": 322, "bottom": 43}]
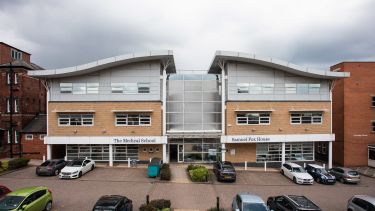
[
  {"left": 213, "top": 161, "right": 236, "bottom": 182},
  {"left": 36, "top": 159, "right": 66, "bottom": 176},
  {"left": 305, "top": 164, "right": 336, "bottom": 184},
  {"left": 267, "top": 195, "right": 321, "bottom": 211},
  {"left": 347, "top": 195, "right": 375, "bottom": 211},
  {"left": 0, "top": 185, "right": 11, "bottom": 198},
  {"left": 232, "top": 193, "right": 270, "bottom": 211},
  {"left": 0, "top": 186, "right": 53, "bottom": 211},
  {"left": 92, "top": 195, "right": 133, "bottom": 211},
  {"left": 329, "top": 167, "right": 360, "bottom": 184},
  {"left": 59, "top": 158, "right": 95, "bottom": 179},
  {"left": 281, "top": 163, "right": 313, "bottom": 185}
]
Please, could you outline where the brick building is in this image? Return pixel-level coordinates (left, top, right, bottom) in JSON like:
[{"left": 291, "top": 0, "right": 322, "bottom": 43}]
[
  {"left": 29, "top": 51, "right": 348, "bottom": 168},
  {"left": 331, "top": 62, "right": 375, "bottom": 167},
  {"left": 0, "top": 42, "right": 46, "bottom": 158}
]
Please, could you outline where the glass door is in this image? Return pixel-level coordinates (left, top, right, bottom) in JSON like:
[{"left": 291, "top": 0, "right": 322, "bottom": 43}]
[{"left": 178, "top": 144, "right": 184, "bottom": 162}]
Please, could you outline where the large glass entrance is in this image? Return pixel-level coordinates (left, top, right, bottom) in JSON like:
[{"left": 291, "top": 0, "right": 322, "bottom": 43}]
[{"left": 168, "top": 138, "right": 221, "bottom": 163}]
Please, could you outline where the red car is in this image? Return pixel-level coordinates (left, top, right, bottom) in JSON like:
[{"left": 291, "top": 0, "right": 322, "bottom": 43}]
[{"left": 0, "top": 185, "right": 11, "bottom": 198}]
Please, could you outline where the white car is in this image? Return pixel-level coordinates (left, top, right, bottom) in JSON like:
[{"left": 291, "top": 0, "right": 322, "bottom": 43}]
[
  {"left": 59, "top": 158, "right": 95, "bottom": 179},
  {"left": 281, "top": 162, "right": 313, "bottom": 185}
]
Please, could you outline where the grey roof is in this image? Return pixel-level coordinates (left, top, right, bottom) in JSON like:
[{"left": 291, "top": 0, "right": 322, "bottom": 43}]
[
  {"left": 28, "top": 50, "right": 176, "bottom": 78},
  {"left": 0, "top": 60, "right": 44, "bottom": 70},
  {"left": 22, "top": 114, "right": 47, "bottom": 133},
  {"left": 238, "top": 193, "right": 265, "bottom": 204},
  {"left": 208, "top": 50, "right": 350, "bottom": 79}
]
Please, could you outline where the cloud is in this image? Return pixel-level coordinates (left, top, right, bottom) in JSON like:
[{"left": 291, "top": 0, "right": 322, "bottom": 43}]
[{"left": 0, "top": 0, "right": 374, "bottom": 70}]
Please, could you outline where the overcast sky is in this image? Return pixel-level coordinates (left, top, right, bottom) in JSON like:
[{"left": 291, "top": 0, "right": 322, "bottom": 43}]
[{"left": 1, "top": 0, "right": 374, "bottom": 71}]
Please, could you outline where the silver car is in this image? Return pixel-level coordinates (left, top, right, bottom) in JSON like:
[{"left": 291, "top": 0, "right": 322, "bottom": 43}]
[
  {"left": 347, "top": 195, "right": 375, "bottom": 211},
  {"left": 232, "top": 193, "right": 270, "bottom": 211},
  {"left": 329, "top": 167, "right": 360, "bottom": 184}
]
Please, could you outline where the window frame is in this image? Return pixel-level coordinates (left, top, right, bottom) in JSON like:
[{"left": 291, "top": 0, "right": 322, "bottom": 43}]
[
  {"left": 372, "top": 96, "right": 375, "bottom": 107},
  {"left": 372, "top": 121, "right": 375, "bottom": 133},
  {"left": 40, "top": 134, "right": 46, "bottom": 140},
  {"left": 60, "top": 83, "right": 73, "bottom": 93},
  {"left": 58, "top": 114, "right": 94, "bottom": 126},
  {"left": 115, "top": 113, "right": 152, "bottom": 126},
  {"left": 14, "top": 98, "right": 19, "bottom": 113},
  {"left": 11, "top": 49, "right": 22, "bottom": 60},
  {"left": 25, "top": 134, "right": 33, "bottom": 141},
  {"left": 14, "top": 73, "right": 19, "bottom": 84},
  {"left": 236, "top": 113, "right": 271, "bottom": 125},
  {"left": 290, "top": 112, "right": 323, "bottom": 125}
]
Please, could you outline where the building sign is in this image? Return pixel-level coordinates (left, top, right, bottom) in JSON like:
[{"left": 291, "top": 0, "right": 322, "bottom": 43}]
[
  {"left": 112, "top": 137, "right": 162, "bottom": 144},
  {"left": 222, "top": 134, "right": 335, "bottom": 143},
  {"left": 45, "top": 136, "right": 167, "bottom": 144}
]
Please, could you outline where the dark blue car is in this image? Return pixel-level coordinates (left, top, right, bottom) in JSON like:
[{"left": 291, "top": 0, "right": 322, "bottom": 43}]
[{"left": 306, "top": 164, "right": 336, "bottom": 184}]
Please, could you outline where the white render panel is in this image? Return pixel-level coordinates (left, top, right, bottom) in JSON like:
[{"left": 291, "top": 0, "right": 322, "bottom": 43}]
[
  {"left": 45, "top": 136, "right": 168, "bottom": 144},
  {"left": 222, "top": 134, "right": 335, "bottom": 143}
]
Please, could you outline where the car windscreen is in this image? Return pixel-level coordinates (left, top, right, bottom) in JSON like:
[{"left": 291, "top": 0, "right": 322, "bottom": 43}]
[
  {"left": 317, "top": 168, "right": 328, "bottom": 174},
  {"left": 67, "top": 160, "right": 83, "bottom": 166},
  {"left": 348, "top": 171, "right": 359, "bottom": 176},
  {"left": 93, "top": 207, "right": 116, "bottom": 211},
  {"left": 292, "top": 167, "right": 305, "bottom": 173},
  {"left": 0, "top": 196, "right": 25, "bottom": 210},
  {"left": 243, "top": 203, "right": 269, "bottom": 211},
  {"left": 41, "top": 160, "right": 54, "bottom": 166},
  {"left": 222, "top": 165, "right": 234, "bottom": 169}
]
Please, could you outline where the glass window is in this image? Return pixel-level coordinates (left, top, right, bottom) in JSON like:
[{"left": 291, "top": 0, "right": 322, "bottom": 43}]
[
  {"left": 58, "top": 114, "right": 93, "bottom": 126},
  {"left": 7, "top": 73, "right": 11, "bottom": 84},
  {"left": 14, "top": 99, "right": 19, "bottom": 113},
  {"left": 72, "top": 83, "right": 86, "bottom": 94},
  {"left": 256, "top": 143, "right": 282, "bottom": 162},
  {"left": 87, "top": 83, "right": 99, "bottom": 94},
  {"left": 60, "top": 83, "right": 73, "bottom": 93},
  {"left": 123, "top": 83, "right": 137, "bottom": 94},
  {"left": 262, "top": 84, "right": 274, "bottom": 94},
  {"left": 297, "top": 84, "right": 309, "bottom": 94},
  {"left": 26, "top": 134, "right": 33, "bottom": 140},
  {"left": 115, "top": 114, "right": 151, "bottom": 126},
  {"left": 236, "top": 113, "right": 270, "bottom": 125},
  {"left": 14, "top": 131, "right": 19, "bottom": 143},
  {"left": 237, "top": 83, "right": 249, "bottom": 93},
  {"left": 285, "top": 142, "right": 314, "bottom": 161},
  {"left": 111, "top": 83, "right": 124, "bottom": 93},
  {"left": 309, "top": 84, "right": 320, "bottom": 94},
  {"left": 6, "top": 98, "right": 10, "bottom": 113},
  {"left": 290, "top": 112, "right": 322, "bottom": 124},
  {"left": 249, "top": 83, "right": 262, "bottom": 94},
  {"left": 372, "top": 121, "right": 375, "bottom": 132},
  {"left": 372, "top": 96, "right": 375, "bottom": 107},
  {"left": 285, "top": 84, "right": 296, "bottom": 94},
  {"left": 138, "top": 82, "right": 150, "bottom": 93},
  {"left": 14, "top": 73, "right": 19, "bottom": 84}
]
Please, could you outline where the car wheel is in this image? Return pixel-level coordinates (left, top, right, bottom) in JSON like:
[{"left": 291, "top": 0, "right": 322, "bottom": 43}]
[
  {"left": 340, "top": 177, "right": 345, "bottom": 183},
  {"left": 317, "top": 178, "right": 321, "bottom": 183},
  {"left": 54, "top": 169, "right": 59, "bottom": 176},
  {"left": 91, "top": 165, "right": 94, "bottom": 171},
  {"left": 79, "top": 171, "right": 82, "bottom": 178},
  {"left": 281, "top": 170, "right": 284, "bottom": 175},
  {"left": 293, "top": 177, "right": 297, "bottom": 183},
  {"left": 44, "top": 201, "right": 52, "bottom": 211}
]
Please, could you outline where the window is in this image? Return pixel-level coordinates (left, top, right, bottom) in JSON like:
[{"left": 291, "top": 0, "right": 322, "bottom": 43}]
[
  {"left": 40, "top": 134, "right": 46, "bottom": 140},
  {"left": 237, "top": 83, "right": 249, "bottom": 93},
  {"left": 111, "top": 83, "right": 150, "bottom": 94},
  {"left": 372, "top": 121, "right": 375, "bottom": 132},
  {"left": 7, "top": 73, "right": 11, "bottom": 84},
  {"left": 6, "top": 98, "right": 10, "bottom": 113},
  {"left": 7, "top": 130, "right": 11, "bottom": 143},
  {"left": 285, "top": 83, "right": 321, "bottom": 94},
  {"left": 309, "top": 84, "right": 320, "bottom": 94},
  {"left": 322, "top": 143, "right": 326, "bottom": 155},
  {"left": 262, "top": 84, "right": 274, "bottom": 94},
  {"left": 86, "top": 83, "right": 99, "bottom": 94},
  {"left": 58, "top": 114, "right": 94, "bottom": 126},
  {"left": 138, "top": 82, "right": 150, "bottom": 93},
  {"left": 14, "top": 99, "right": 19, "bottom": 113},
  {"left": 290, "top": 112, "right": 322, "bottom": 124},
  {"left": 285, "top": 142, "right": 314, "bottom": 161},
  {"left": 72, "top": 83, "right": 86, "bottom": 94},
  {"left": 317, "top": 143, "right": 321, "bottom": 153},
  {"left": 372, "top": 96, "right": 375, "bottom": 107},
  {"left": 249, "top": 83, "right": 262, "bottom": 94},
  {"left": 11, "top": 49, "right": 22, "bottom": 60},
  {"left": 14, "top": 131, "right": 19, "bottom": 143},
  {"left": 297, "top": 84, "right": 309, "bottom": 94},
  {"left": 60, "top": 83, "right": 73, "bottom": 93},
  {"left": 26, "top": 134, "right": 33, "bottom": 140},
  {"left": 256, "top": 143, "right": 282, "bottom": 162},
  {"left": 236, "top": 113, "right": 271, "bottom": 125},
  {"left": 14, "top": 73, "right": 19, "bottom": 84},
  {"left": 115, "top": 114, "right": 151, "bottom": 126}
]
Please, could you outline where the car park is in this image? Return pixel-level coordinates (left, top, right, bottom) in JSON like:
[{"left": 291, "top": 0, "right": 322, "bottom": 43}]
[
  {"left": 59, "top": 158, "right": 95, "bottom": 179},
  {"left": 0, "top": 186, "right": 53, "bottom": 211},
  {"left": 267, "top": 195, "right": 321, "bottom": 211},
  {"left": 280, "top": 163, "right": 313, "bottom": 185},
  {"left": 36, "top": 159, "right": 66, "bottom": 176},
  {"left": 305, "top": 164, "right": 336, "bottom": 184},
  {"left": 232, "top": 192, "right": 270, "bottom": 211},
  {"left": 0, "top": 185, "right": 11, "bottom": 198},
  {"left": 347, "top": 195, "right": 375, "bottom": 211},
  {"left": 92, "top": 195, "right": 133, "bottom": 211},
  {"left": 329, "top": 167, "right": 361, "bottom": 184},
  {"left": 213, "top": 161, "right": 236, "bottom": 182}
]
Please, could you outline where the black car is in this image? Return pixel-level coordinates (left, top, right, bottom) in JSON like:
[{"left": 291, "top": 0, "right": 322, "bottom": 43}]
[
  {"left": 36, "top": 159, "right": 66, "bottom": 176},
  {"left": 93, "top": 195, "right": 133, "bottom": 211},
  {"left": 305, "top": 164, "right": 336, "bottom": 184},
  {"left": 267, "top": 195, "right": 321, "bottom": 211},
  {"left": 213, "top": 161, "right": 236, "bottom": 182}
]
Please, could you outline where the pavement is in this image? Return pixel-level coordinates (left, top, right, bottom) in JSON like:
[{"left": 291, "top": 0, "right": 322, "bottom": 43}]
[
  {"left": 1, "top": 165, "right": 375, "bottom": 211},
  {"left": 354, "top": 166, "right": 375, "bottom": 178}
]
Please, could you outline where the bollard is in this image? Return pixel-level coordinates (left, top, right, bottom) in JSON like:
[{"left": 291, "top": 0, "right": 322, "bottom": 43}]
[
  {"left": 43, "top": 155, "right": 46, "bottom": 162},
  {"left": 304, "top": 163, "right": 306, "bottom": 168},
  {"left": 146, "top": 195, "right": 149, "bottom": 204},
  {"left": 216, "top": 197, "right": 220, "bottom": 210},
  {"left": 64, "top": 156, "right": 67, "bottom": 161},
  {"left": 323, "top": 163, "right": 326, "bottom": 168},
  {"left": 245, "top": 161, "right": 247, "bottom": 171},
  {"left": 264, "top": 162, "right": 267, "bottom": 171},
  {"left": 128, "top": 158, "right": 131, "bottom": 168}
]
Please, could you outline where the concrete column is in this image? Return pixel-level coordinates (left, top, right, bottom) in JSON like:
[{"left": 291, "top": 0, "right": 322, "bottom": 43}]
[
  {"left": 162, "top": 144, "right": 167, "bottom": 163},
  {"left": 282, "top": 142, "right": 286, "bottom": 164},
  {"left": 328, "top": 141, "right": 333, "bottom": 169},
  {"left": 221, "top": 143, "right": 226, "bottom": 162},
  {"left": 109, "top": 144, "right": 113, "bottom": 167},
  {"left": 47, "top": 144, "right": 52, "bottom": 160}
]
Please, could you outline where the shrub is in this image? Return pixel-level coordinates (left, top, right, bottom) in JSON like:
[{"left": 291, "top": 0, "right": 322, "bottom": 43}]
[
  {"left": 149, "top": 199, "right": 171, "bottom": 209},
  {"left": 8, "top": 158, "right": 30, "bottom": 170},
  {"left": 207, "top": 208, "right": 226, "bottom": 211},
  {"left": 160, "top": 168, "right": 171, "bottom": 180},
  {"left": 139, "top": 204, "right": 157, "bottom": 211},
  {"left": 187, "top": 164, "right": 205, "bottom": 172},
  {"left": 189, "top": 166, "right": 209, "bottom": 182},
  {"left": 160, "top": 163, "right": 169, "bottom": 170}
]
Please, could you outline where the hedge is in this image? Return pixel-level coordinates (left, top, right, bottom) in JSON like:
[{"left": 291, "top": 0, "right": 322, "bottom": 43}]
[
  {"left": 207, "top": 208, "right": 226, "bottom": 211},
  {"left": 188, "top": 165, "right": 209, "bottom": 182},
  {"left": 140, "top": 199, "right": 171, "bottom": 211},
  {"left": 160, "top": 164, "right": 171, "bottom": 181},
  {"left": 8, "top": 158, "right": 30, "bottom": 170}
]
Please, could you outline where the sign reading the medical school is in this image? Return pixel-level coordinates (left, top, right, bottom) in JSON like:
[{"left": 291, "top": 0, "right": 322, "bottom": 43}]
[{"left": 111, "top": 136, "right": 166, "bottom": 144}]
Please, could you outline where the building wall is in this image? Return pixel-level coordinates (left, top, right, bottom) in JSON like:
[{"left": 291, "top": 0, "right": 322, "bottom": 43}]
[
  {"left": 332, "top": 62, "right": 375, "bottom": 166},
  {"left": 21, "top": 133, "right": 47, "bottom": 159},
  {"left": 225, "top": 143, "right": 256, "bottom": 163},
  {"left": 48, "top": 102, "right": 162, "bottom": 136},
  {"left": 226, "top": 62, "right": 331, "bottom": 101},
  {"left": 49, "top": 61, "right": 162, "bottom": 102},
  {"left": 139, "top": 144, "right": 163, "bottom": 161},
  {"left": 226, "top": 102, "right": 331, "bottom": 135},
  {"left": 0, "top": 43, "right": 31, "bottom": 64}
]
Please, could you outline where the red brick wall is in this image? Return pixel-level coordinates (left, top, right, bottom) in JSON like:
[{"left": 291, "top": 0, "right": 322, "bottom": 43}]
[
  {"left": 0, "top": 43, "right": 31, "bottom": 64},
  {"left": 21, "top": 133, "right": 47, "bottom": 160},
  {"left": 331, "top": 62, "right": 375, "bottom": 166}
]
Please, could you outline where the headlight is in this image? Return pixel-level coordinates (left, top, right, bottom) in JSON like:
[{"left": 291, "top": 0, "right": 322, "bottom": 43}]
[{"left": 73, "top": 171, "right": 79, "bottom": 174}]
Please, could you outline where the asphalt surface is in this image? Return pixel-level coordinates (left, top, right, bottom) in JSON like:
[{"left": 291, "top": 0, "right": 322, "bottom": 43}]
[{"left": 1, "top": 166, "right": 375, "bottom": 211}]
